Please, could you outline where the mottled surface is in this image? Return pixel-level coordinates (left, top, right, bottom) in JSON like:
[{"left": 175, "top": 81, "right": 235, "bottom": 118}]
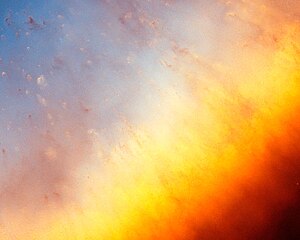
[{"left": 0, "top": 0, "right": 299, "bottom": 239}]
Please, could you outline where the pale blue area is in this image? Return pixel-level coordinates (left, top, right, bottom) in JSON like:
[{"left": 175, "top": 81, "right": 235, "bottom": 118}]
[{"left": 0, "top": 0, "right": 189, "bottom": 171}]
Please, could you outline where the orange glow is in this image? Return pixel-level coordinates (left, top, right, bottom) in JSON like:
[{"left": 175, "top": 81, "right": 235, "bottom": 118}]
[{"left": 1, "top": 0, "right": 300, "bottom": 239}]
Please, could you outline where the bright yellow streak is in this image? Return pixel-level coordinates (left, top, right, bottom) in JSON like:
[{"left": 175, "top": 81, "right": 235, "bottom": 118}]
[
  {"left": 21, "top": 24, "right": 299, "bottom": 240},
  {"left": 2, "top": 1, "right": 300, "bottom": 240}
]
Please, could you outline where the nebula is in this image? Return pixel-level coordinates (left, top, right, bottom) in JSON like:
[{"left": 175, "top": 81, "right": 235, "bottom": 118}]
[{"left": 0, "top": 0, "right": 299, "bottom": 239}]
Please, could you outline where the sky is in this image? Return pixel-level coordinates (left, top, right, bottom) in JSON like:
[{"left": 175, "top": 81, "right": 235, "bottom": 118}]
[{"left": 0, "top": 0, "right": 300, "bottom": 239}]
